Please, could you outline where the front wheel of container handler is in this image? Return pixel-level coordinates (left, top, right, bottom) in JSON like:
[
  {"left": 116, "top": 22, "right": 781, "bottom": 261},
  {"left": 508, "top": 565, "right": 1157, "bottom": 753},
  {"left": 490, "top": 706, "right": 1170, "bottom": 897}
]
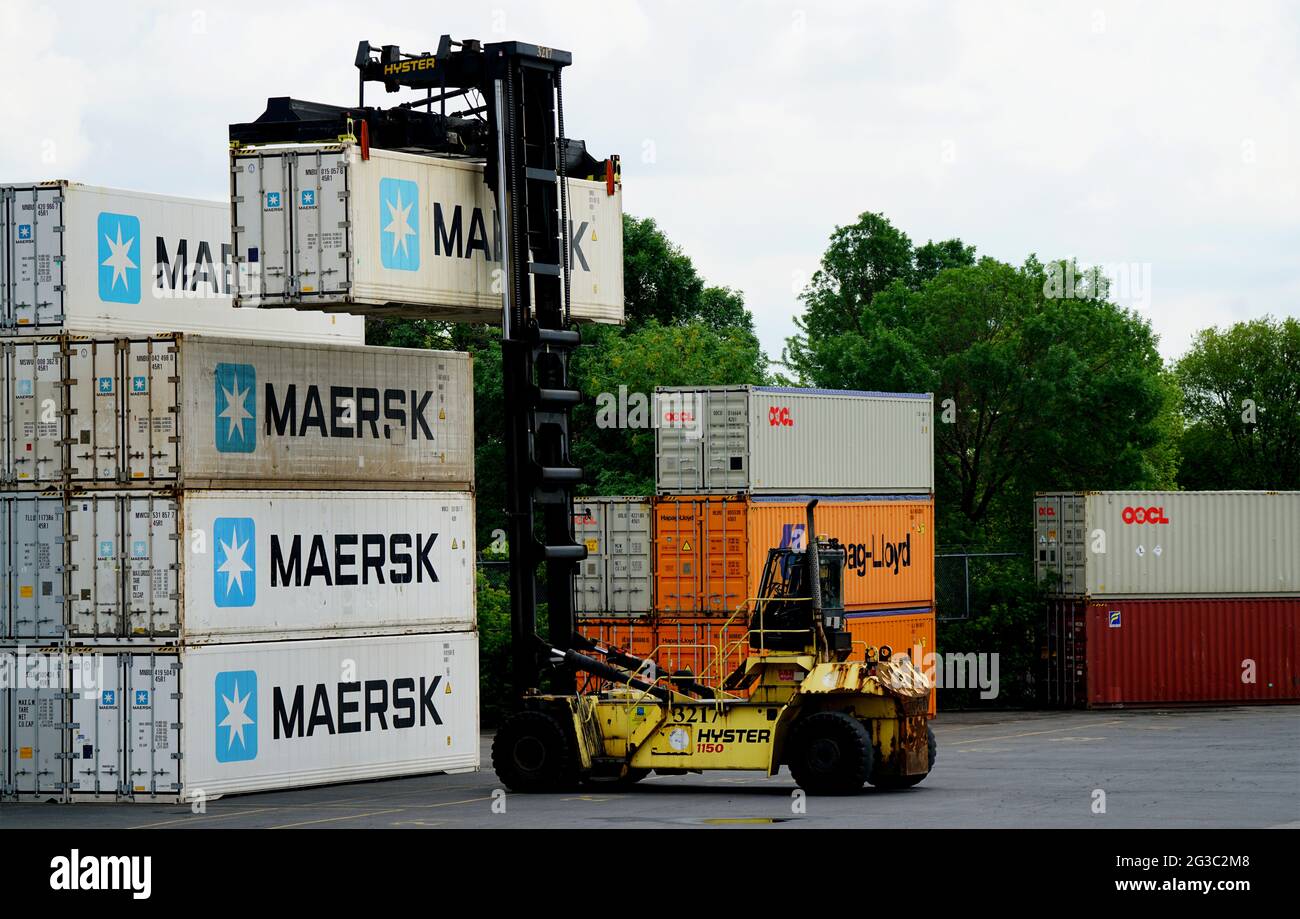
[
  {"left": 788, "top": 711, "right": 873, "bottom": 795},
  {"left": 868, "top": 725, "right": 937, "bottom": 789},
  {"left": 492, "top": 711, "right": 580, "bottom": 793}
]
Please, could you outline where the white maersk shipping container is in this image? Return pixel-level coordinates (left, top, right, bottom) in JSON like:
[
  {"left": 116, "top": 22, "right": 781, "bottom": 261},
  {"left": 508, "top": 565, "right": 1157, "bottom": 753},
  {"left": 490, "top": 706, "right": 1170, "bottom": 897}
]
[
  {"left": 1, "top": 334, "right": 473, "bottom": 489},
  {"left": 573, "top": 496, "right": 653, "bottom": 615},
  {"left": 231, "top": 143, "right": 623, "bottom": 323},
  {"left": 0, "top": 489, "right": 475, "bottom": 642},
  {"left": 0, "top": 632, "right": 478, "bottom": 801},
  {"left": 0, "top": 182, "right": 364, "bottom": 342},
  {"left": 655, "top": 386, "right": 935, "bottom": 495},
  {"left": 1035, "top": 491, "right": 1300, "bottom": 598}
]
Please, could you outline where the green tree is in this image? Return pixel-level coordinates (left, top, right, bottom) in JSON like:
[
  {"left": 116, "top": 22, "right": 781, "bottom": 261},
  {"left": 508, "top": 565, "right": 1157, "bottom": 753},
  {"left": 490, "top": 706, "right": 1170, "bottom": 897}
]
[
  {"left": 621, "top": 214, "right": 706, "bottom": 328},
  {"left": 1175, "top": 316, "right": 1300, "bottom": 489}
]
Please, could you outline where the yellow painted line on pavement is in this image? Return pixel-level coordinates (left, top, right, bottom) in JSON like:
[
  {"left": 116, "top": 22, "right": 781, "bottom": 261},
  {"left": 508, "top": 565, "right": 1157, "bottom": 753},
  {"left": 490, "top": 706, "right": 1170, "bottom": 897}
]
[
  {"left": 271, "top": 807, "right": 407, "bottom": 829},
  {"left": 130, "top": 807, "right": 282, "bottom": 829},
  {"left": 946, "top": 720, "right": 1121, "bottom": 746}
]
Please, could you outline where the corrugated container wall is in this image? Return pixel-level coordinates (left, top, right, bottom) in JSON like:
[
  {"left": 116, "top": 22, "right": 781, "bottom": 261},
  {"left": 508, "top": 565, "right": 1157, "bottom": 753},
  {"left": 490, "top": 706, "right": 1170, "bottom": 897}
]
[
  {"left": 573, "top": 497, "right": 652, "bottom": 615},
  {"left": 0, "top": 334, "right": 473, "bottom": 490},
  {"left": 1047, "top": 599, "right": 1300, "bottom": 707},
  {"left": 0, "top": 182, "right": 363, "bottom": 343},
  {"left": 1, "top": 632, "right": 478, "bottom": 801},
  {"left": 231, "top": 144, "right": 623, "bottom": 324},
  {"left": 654, "top": 495, "right": 935, "bottom": 615},
  {"left": 0, "top": 489, "right": 476, "bottom": 642},
  {"left": 655, "top": 386, "right": 934, "bottom": 495},
  {"left": 1035, "top": 491, "right": 1300, "bottom": 598},
  {"left": 845, "top": 611, "right": 937, "bottom": 716}
]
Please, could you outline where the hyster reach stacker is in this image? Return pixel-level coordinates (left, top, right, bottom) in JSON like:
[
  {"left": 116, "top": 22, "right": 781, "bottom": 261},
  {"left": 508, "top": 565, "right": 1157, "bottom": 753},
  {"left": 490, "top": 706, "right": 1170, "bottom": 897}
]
[
  {"left": 493, "top": 499, "right": 936, "bottom": 795},
  {"left": 230, "top": 35, "right": 935, "bottom": 794}
]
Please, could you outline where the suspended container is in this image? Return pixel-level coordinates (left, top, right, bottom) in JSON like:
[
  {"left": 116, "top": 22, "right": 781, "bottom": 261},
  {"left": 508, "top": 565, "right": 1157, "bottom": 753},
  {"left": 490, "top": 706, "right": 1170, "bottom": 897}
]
[
  {"left": 0, "top": 334, "right": 474, "bottom": 490},
  {"left": 654, "top": 386, "right": 934, "bottom": 495},
  {"left": 0, "top": 632, "right": 479, "bottom": 802},
  {"left": 230, "top": 143, "right": 624, "bottom": 324},
  {"left": 0, "top": 181, "right": 363, "bottom": 342}
]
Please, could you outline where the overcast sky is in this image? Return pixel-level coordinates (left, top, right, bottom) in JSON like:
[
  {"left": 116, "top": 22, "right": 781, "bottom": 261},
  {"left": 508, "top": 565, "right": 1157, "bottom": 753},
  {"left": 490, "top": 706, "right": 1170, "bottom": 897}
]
[{"left": 3, "top": 0, "right": 1296, "bottom": 364}]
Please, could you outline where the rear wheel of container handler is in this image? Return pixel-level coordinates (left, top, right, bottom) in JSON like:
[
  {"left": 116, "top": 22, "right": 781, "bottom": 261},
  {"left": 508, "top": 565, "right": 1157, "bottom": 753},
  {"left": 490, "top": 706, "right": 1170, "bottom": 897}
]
[
  {"left": 492, "top": 711, "right": 579, "bottom": 793},
  {"left": 788, "top": 711, "right": 873, "bottom": 795},
  {"left": 869, "top": 725, "right": 937, "bottom": 789}
]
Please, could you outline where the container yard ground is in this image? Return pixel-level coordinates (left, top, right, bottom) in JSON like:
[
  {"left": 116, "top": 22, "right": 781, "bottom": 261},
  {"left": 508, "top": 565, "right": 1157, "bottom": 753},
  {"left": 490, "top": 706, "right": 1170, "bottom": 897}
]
[{"left": 4, "top": 706, "right": 1296, "bottom": 829}]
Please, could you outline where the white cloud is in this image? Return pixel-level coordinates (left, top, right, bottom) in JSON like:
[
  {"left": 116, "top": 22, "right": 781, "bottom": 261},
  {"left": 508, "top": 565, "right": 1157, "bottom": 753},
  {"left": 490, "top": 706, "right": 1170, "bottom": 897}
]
[{"left": 2, "top": 0, "right": 1295, "bottom": 363}]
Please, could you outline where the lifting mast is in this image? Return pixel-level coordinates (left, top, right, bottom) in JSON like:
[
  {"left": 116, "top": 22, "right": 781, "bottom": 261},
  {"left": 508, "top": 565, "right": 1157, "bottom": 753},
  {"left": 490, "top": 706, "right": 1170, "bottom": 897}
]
[{"left": 354, "top": 37, "right": 590, "bottom": 695}]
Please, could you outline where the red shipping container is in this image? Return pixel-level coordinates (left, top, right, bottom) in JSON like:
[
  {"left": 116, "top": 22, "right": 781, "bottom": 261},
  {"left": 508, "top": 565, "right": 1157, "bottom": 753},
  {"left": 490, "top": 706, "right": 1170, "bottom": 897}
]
[{"left": 1066, "top": 599, "right": 1300, "bottom": 707}]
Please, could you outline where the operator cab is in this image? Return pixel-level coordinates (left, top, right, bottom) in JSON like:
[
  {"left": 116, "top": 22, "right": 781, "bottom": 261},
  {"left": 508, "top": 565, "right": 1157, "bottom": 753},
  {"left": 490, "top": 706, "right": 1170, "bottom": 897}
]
[{"left": 750, "top": 535, "right": 853, "bottom": 658}]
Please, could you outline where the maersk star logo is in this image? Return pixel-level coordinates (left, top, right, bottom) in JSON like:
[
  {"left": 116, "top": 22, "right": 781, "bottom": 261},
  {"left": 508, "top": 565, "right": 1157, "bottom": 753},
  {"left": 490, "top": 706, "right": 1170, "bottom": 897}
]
[
  {"left": 96, "top": 211, "right": 141, "bottom": 304},
  {"left": 379, "top": 177, "right": 420, "bottom": 271},
  {"left": 213, "top": 517, "right": 256, "bottom": 608},
  {"left": 214, "top": 670, "right": 258, "bottom": 763},
  {"left": 214, "top": 362, "right": 256, "bottom": 453}
]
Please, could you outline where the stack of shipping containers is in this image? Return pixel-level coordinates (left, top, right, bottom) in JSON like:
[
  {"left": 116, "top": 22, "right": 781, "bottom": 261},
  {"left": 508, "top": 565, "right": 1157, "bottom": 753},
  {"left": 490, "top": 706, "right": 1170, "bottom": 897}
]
[
  {"left": 577, "top": 386, "right": 937, "bottom": 711},
  {"left": 0, "top": 181, "right": 479, "bottom": 802},
  {"left": 1036, "top": 491, "right": 1300, "bottom": 708}
]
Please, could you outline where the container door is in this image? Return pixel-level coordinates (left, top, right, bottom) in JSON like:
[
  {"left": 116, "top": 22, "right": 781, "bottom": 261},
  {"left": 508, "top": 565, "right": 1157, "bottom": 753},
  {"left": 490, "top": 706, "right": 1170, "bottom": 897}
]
[
  {"left": 654, "top": 390, "right": 704, "bottom": 491},
  {"left": 0, "top": 649, "right": 9, "bottom": 794},
  {"left": 4, "top": 185, "right": 66, "bottom": 331},
  {"left": 233, "top": 151, "right": 293, "bottom": 300},
  {"left": 68, "top": 652, "right": 123, "bottom": 797},
  {"left": 1062, "top": 494, "right": 1086, "bottom": 595},
  {"left": 1034, "top": 495, "right": 1063, "bottom": 590},
  {"left": 654, "top": 499, "right": 702, "bottom": 613},
  {"left": 68, "top": 493, "right": 121, "bottom": 638},
  {"left": 66, "top": 337, "right": 120, "bottom": 483},
  {"left": 10, "top": 494, "right": 66, "bottom": 640},
  {"left": 124, "top": 492, "right": 179, "bottom": 637},
  {"left": 607, "top": 499, "right": 652, "bottom": 615},
  {"left": 291, "top": 149, "right": 351, "bottom": 298},
  {"left": 701, "top": 499, "right": 748, "bottom": 614},
  {"left": 573, "top": 499, "right": 606, "bottom": 613},
  {"left": 9, "top": 651, "right": 65, "bottom": 798},
  {"left": 124, "top": 652, "right": 181, "bottom": 799},
  {"left": 9, "top": 339, "right": 66, "bottom": 485},
  {"left": 703, "top": 389, "right": 749, "bottom": 491},
  {"left": 122, "top": 337, "right": 179, "bottom": 483}
]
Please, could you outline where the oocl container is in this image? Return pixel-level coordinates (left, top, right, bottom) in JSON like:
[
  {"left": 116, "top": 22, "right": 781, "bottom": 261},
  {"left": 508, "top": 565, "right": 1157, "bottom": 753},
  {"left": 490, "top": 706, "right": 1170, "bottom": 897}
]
[
  {"left": 654, "top": 495, "right": 935, "bottom": 615},
  {"left": 230, "top": 143, "right": 623, "bottom": 324},
  {"left": 1035, "top": 491, "right": 1300, "bottom": 598},
  {"left": 573, "top": 496, "right": 652, "bottom": 615},
  {"left": 1, "top": 334, "right": 473, "bottom": 489},
  {"left": 0, "top": 632, "right": 479, "bottom": 801},
  {"left": 0, "top": 489, "right": 475, "bottom": 642},
  {"left": 654, "top": 386, "right": 934, "bottom": 495},
  {"left": 0, "top": 182, "right": 363, "bottom": 342},
  {"left": 1045, "top": 598, "right": 1300, "bottom": 708}
]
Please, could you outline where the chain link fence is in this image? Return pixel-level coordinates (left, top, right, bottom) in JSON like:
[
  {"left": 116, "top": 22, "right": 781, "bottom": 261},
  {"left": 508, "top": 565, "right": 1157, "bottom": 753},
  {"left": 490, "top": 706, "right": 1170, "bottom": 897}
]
[{"left": 936, "top": 550, "right": 1023, "bottom": 620}]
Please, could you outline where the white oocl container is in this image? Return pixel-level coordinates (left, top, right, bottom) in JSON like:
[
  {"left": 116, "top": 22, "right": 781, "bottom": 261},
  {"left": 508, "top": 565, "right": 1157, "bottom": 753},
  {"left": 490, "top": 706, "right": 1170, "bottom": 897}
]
[
  {"left": 0, "top": 632, "right": 479, "bottom": 801},
  {"left": 0, "top": 182, "right": 364, "bottom": 342},
  {"left": 655, "top": 386, "right": 935, "bottom": 495},
  {"left": 573, "top": 496, "right": 653, "bottom": 615},
  {"left": 0, "top": 489, "right": 475, "bottom": 642},
  {"left": 231, "top": 143, "right": 624, "bottom": 323},
  {"left": 1035, "top": 491, "right": 1300, "bottom": 598},
  {"left": 1, "top": 334, "right": 473, "bottom": 489}
]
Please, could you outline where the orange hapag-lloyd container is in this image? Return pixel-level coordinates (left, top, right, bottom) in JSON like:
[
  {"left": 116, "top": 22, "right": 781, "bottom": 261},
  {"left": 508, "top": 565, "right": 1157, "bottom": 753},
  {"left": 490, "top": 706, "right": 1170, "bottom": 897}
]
[
  {"left": 845, "top": 610, "right": 938, "bottom": 715},
  {"left": 653, "top": 495, "right": 935, "bottom": 616}
]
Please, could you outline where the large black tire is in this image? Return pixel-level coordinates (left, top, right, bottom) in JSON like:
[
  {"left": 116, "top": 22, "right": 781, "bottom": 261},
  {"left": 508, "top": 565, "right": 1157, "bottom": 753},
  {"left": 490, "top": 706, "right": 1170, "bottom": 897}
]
[
  {"left": 492, "top": 711, "right": 580, "bottom": 793},
  {"left": 869, "top": 725, "right": 937, "bottom": 789},
  {"left": 788, "top": 711, "right": 873, "bottom": 795}
]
